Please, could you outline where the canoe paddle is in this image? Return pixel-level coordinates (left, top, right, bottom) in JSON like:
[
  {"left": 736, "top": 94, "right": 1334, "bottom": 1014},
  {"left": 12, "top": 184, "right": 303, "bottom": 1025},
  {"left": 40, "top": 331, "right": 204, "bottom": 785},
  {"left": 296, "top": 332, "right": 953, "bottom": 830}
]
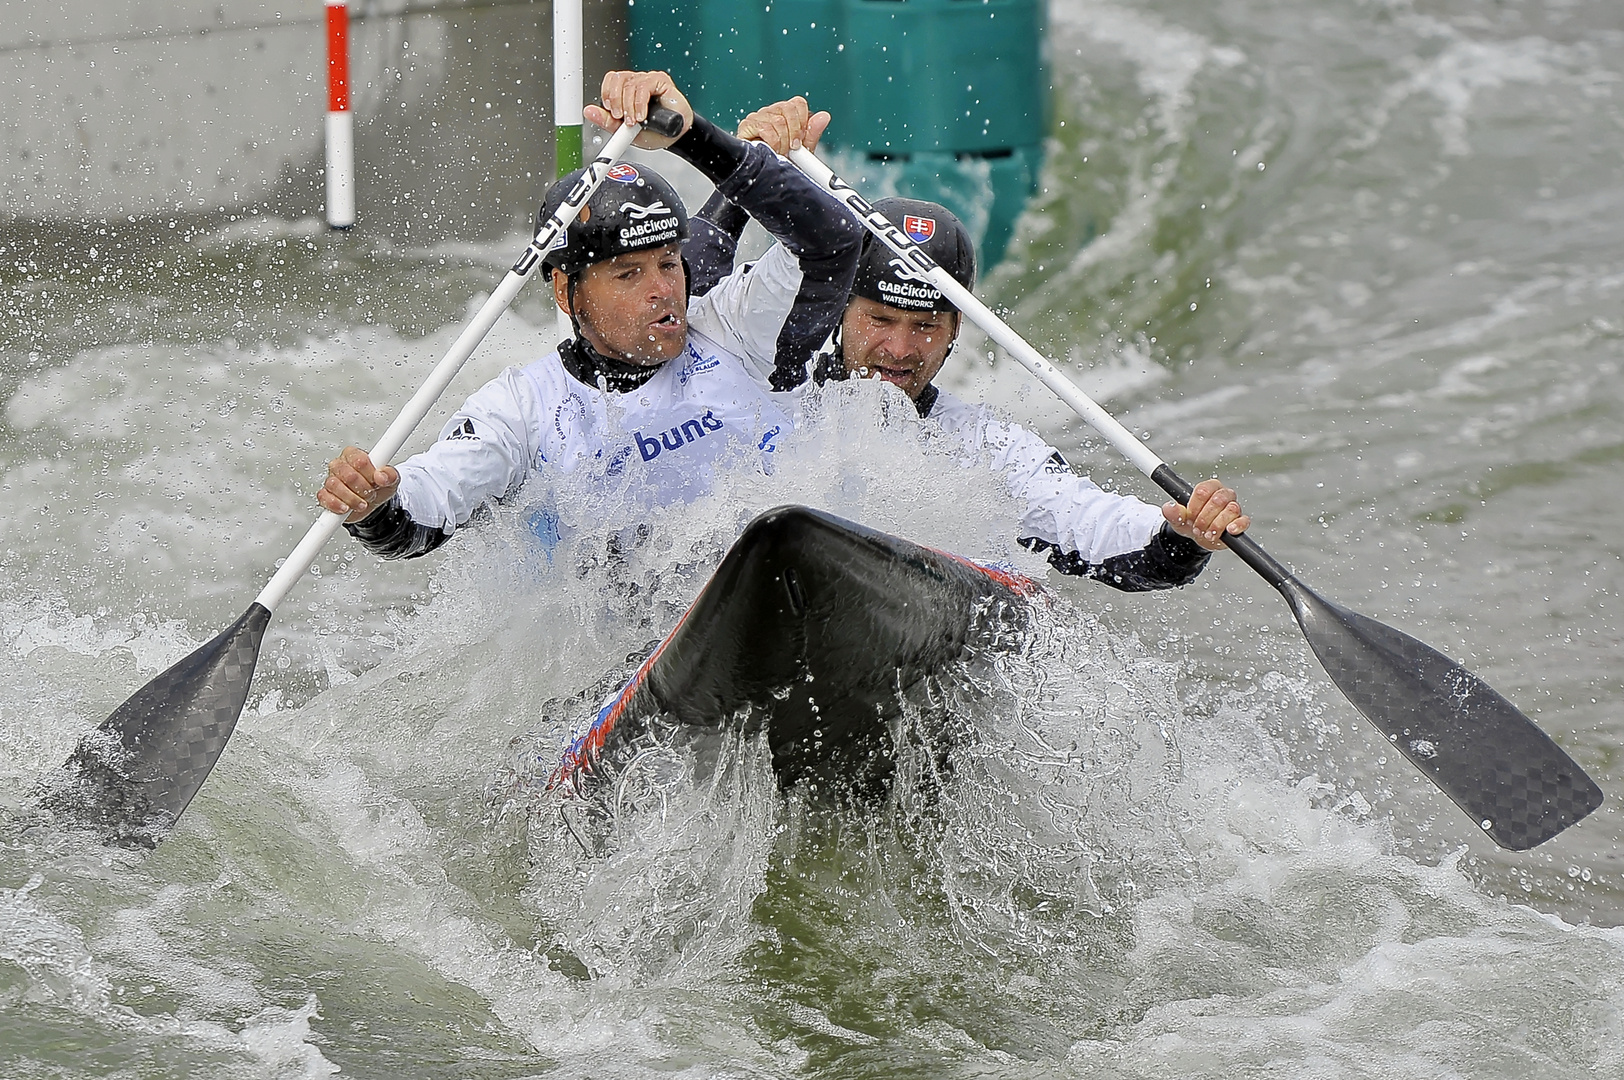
[
  {"left": 41, "top": 108, "right": 686, "bottom": 847},
  {"left": 789, "top": 147, "right": 1603, "bottom": 851}
]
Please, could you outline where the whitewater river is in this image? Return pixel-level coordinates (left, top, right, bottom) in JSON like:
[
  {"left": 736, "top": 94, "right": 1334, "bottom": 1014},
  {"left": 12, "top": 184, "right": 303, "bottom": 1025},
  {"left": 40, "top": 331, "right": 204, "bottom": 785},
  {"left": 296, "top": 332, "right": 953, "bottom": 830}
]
[{"left": 5, "top": 0, "right": 1624, "bottom": 1076}]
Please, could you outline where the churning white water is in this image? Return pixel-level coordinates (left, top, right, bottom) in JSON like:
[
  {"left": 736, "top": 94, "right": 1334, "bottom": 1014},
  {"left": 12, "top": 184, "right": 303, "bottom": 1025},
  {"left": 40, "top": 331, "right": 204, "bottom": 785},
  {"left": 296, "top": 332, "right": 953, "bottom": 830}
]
[{"left": 5, "top": 0, "right": 1624, "bottom": 1076}]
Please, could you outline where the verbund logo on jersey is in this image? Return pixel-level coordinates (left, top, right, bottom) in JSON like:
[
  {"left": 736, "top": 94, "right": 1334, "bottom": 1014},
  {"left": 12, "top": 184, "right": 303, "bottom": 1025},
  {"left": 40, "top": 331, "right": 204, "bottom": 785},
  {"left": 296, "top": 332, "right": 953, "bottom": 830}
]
[{"left": 635, "top": 411, "right": 725, "bottom": 461}]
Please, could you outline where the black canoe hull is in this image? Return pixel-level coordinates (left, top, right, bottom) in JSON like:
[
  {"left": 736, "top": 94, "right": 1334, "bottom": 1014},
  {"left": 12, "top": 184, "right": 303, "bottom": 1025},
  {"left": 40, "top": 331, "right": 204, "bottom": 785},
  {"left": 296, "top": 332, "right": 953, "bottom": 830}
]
[{"left": 550, "top": 505, "right": 1034, "bottom": 795}]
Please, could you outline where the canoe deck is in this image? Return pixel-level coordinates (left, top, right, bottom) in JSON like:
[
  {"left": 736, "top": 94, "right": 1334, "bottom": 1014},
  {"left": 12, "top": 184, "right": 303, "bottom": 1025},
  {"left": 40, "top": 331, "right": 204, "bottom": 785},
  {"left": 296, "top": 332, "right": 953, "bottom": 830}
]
[{"left": 549, "top": 505, "right": 1035, "bottom": 798}]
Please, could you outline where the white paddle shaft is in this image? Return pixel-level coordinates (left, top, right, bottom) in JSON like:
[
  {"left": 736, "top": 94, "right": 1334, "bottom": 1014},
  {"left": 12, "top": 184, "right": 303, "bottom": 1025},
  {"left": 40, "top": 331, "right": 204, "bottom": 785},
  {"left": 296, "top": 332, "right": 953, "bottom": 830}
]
[
  {"left": 788, "top": 148, "right": 1167, "bottom": 480},
  {"left": 254, "top": 121, "right": 646, "bottom": 613}
]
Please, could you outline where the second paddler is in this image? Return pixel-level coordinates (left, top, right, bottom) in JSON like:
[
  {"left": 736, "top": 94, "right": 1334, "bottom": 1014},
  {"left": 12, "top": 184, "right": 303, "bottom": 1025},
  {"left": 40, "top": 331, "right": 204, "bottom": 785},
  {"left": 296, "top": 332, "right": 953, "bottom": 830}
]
[{"left": 691, "top": 109, "right": 1250, "bottom": 592}]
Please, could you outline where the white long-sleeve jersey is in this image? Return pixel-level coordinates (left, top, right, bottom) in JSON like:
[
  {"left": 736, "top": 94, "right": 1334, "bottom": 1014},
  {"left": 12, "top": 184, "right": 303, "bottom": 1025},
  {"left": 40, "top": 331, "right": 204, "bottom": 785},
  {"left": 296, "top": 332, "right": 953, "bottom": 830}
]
[
  {"left": 392, "top": 249, "right": 802, "bottom": 535},
  {"left": 928, "top": 386, "right": 1210, "bottom": 591},
  {"left": 347, "top": 116, "right": 863, "bottom": 559}
]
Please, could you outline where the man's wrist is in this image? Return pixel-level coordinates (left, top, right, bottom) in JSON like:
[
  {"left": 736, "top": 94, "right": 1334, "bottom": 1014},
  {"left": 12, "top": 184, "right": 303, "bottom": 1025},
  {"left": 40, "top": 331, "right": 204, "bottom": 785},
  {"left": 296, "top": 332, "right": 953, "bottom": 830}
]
[
  {"left": 1155, "top": 521, "right": 1213, "bottom": 565},
  {"left": 668, "top": 114, "right": 749, "bottom": 185}
]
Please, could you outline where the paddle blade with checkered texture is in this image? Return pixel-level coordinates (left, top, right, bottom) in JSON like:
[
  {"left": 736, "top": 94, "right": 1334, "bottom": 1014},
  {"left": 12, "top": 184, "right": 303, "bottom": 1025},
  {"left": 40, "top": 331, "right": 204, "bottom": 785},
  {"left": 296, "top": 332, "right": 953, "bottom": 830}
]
[
  {"left": 1277, "top": 576, "right": 1602, "bottom": 850},
  {"left": 39, "top": 603, "right": 271, "bottom": 847},
  {"left": 1147, "top": 464, "right": 1602, "bottom": 851}
]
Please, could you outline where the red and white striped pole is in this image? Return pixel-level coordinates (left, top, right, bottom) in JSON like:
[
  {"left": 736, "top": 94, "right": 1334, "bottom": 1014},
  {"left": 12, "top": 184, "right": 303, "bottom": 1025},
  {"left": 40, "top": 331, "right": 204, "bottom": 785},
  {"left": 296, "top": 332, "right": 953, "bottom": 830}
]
[{"left": 325, "top": 0, "right": 355, "bottom": 228}]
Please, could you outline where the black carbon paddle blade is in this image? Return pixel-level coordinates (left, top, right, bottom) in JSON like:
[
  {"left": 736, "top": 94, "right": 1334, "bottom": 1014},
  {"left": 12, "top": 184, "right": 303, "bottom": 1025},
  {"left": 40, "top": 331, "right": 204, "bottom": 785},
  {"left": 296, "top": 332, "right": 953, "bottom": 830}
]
[
  {"left": 1277, "top": 578, "right": 1602, "bottom": 850},
  {"left": 41, "top": 603, "right": 271, "bottom": 847}
]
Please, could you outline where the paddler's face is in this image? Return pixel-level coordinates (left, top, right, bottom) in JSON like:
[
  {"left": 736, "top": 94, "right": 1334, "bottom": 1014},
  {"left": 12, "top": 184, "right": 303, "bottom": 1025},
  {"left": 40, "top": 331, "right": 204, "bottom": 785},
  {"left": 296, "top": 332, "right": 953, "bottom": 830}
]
[
  {"left": 554, "top": 244, "right": 688, "bottom": 366},
  {"left": 839, "top": 295, "right": 960, "bottom": 401}
]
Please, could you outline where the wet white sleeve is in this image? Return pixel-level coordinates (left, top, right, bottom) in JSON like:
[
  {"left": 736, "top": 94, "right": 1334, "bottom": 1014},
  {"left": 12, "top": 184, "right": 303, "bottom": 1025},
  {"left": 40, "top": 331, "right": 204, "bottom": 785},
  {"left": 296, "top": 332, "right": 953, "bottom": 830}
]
[
  {"left": 686, "top": 243, "right": 805, "bottom": 385},
  {"left": 937, "top": 396, "right": 1166, "bottom": 562},
  {"left": 392, "top": 366, "right": 544, "bottom": 532}
]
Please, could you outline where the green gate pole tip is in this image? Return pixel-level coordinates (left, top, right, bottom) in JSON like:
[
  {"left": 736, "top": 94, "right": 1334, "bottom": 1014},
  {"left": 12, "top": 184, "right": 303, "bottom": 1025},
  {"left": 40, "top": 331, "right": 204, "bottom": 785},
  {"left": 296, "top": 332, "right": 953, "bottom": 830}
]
[{"left": 555, "top": 124, "right": 583, "bottom": 176}]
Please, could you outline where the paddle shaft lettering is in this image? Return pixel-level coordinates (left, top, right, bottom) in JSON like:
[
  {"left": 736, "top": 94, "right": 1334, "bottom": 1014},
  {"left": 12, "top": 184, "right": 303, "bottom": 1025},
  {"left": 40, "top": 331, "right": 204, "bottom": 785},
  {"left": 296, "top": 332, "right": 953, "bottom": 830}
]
[
  {"left": 823, "top": 175, "right": 938, "bottom": 281},
  {"left": 510, "top": 150, "right": 623, "bottom": 277}
]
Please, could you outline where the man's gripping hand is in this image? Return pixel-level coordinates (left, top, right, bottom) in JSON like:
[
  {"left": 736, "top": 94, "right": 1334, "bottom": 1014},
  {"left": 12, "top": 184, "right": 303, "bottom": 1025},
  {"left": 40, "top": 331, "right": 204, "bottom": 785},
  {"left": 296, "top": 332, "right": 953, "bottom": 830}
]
[
  {"left": 1163, "top": 478, "right": 1249, "bottom": 552},
  {"left": 319, "top": 446, "right": 400, "bottom": 524},
  {"left": 736, "top": 96, "right": 830, "bottom": 156},
  {"left": 584, "top": 70, "right": 694, "bottom": 150}
]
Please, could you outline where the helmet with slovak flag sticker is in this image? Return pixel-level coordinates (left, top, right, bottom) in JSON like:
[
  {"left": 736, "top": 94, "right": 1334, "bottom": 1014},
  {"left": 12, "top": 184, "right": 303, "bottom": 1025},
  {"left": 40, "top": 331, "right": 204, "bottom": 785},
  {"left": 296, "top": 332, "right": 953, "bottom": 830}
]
[
  {"left": 851, "top": 198, "right": 976, "bottom": 313},
  {"left": 538, "top": 162, "right": 691, "bottom": 277}
]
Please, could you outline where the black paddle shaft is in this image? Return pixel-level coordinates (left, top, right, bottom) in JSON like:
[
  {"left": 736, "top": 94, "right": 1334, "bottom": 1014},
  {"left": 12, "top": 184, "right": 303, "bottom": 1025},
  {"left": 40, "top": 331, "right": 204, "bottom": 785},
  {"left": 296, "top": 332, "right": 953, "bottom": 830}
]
[
  {"left": 1152, "top": 465, "right": 1290, "bottom": 587},
  {"left": 1151, "top": 463, "right": 1603, "bottom": 850}
]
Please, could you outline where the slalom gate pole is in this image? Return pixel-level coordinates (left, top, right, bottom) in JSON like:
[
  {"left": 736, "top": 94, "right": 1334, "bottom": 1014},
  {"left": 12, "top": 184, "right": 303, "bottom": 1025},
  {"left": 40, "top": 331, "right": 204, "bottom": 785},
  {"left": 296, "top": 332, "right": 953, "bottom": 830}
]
[
  {"left": 553, "top": 0, "right": 584, "bottom": 174},
  {"left": 552, "top": 0, "right": 584, "bottom": 343},
  {"left": 325, "top": 0, "right": 355, "bottom": 229}
]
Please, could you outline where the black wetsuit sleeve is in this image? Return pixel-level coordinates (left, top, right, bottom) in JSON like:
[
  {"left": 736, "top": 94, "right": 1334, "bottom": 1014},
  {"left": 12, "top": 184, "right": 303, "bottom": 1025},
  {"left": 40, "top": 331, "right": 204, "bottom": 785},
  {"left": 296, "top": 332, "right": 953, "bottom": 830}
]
[
  {"left": 699, "top": 189, "right": 751, "bottom": 243},
  {"left": 668, "top": 115, "right": 862, "bottom": 390},
  {"left": 685, "top": 219, "right": 741, "bottom": 301},
  {"left": 1019, "top": 523, "right": 1212, "bottom": 592},
  {"left": 684, "top": 189, "right": 752, "bottom": 297},
  {"left": 343, "top": 497, "right": 451, "bottom": 560}
]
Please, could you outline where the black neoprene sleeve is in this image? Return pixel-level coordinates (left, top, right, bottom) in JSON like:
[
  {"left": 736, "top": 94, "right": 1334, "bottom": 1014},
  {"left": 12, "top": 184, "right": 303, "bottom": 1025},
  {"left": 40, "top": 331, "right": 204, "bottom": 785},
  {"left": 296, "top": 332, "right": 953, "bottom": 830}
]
[
  {"left": 1019, "top": 523, "right": 1212, "bottom": 591},
  {"left": 343, "top": 497, "right": 450, "bottom": 560}
]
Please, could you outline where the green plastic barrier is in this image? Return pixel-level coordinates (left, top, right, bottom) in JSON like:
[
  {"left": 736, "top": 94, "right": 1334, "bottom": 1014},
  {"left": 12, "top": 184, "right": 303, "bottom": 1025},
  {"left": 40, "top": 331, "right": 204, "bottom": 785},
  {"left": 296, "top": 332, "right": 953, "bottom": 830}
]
[{"left": 631, "top": 0, "right": 1046, "bottom": 267}]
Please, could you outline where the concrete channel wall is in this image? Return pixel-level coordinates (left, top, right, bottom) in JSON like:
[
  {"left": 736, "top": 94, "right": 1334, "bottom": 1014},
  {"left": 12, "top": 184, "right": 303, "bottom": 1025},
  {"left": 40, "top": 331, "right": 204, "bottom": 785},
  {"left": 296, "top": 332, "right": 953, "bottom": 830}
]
[{"left": 1, "top": 0, "right": 627, "bottom": 238}]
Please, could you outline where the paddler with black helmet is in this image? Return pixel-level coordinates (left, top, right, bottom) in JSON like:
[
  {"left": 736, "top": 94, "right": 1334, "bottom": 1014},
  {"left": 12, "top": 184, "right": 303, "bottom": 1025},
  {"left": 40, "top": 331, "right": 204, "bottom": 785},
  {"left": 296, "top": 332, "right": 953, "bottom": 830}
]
[
  {"left": 695, "top": 114, "right": 1251, "bottom": 591},
  {"left": 317, "top": 72, "right": 862, "bottom": 556}
]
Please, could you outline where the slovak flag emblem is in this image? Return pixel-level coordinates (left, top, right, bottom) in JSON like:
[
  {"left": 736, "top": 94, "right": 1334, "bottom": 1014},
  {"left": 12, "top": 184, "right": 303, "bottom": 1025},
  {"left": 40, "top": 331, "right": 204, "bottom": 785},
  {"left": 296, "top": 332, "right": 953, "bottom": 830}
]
[
  {"left": 904, "top": 215, "right": 936, "bottom": 243},
  {"left": 606, "top": 164, "right": 640, "bottom": 183}
]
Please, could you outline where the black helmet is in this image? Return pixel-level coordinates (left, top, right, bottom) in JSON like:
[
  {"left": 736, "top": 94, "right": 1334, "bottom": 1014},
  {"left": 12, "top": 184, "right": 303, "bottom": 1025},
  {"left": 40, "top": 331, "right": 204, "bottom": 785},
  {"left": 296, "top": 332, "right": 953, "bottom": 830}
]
[
  {"left": 852, "top": 198, "right": 976, "bottom": 313},
  {"left": 538, "top": 162, "right": 690, "bottom": 276}
]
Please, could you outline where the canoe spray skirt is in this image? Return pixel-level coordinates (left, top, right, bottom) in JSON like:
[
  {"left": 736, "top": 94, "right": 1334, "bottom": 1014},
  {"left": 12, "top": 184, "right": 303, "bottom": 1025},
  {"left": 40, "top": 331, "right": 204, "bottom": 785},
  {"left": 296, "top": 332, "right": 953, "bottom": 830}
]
[{"left": 549, "top": 505, "right": 1036, "bottom": 797}]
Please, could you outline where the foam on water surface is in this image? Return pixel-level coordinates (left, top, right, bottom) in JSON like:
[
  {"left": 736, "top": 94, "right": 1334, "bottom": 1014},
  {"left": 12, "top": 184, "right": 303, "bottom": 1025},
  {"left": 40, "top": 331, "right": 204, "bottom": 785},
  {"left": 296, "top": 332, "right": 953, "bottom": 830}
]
[{"left": 5, "top": 0, "right": 1624, "bottom": 1072}]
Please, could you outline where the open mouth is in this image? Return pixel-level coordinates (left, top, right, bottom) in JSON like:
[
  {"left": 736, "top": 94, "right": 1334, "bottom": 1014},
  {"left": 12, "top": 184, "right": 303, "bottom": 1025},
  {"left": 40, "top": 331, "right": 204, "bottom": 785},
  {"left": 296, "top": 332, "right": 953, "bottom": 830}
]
[
  {"left": 650, "top": 312, "right": 682, "bottom": 331},
  {"left": 866, "top": 363, "right": 914, "bottom": 384}
]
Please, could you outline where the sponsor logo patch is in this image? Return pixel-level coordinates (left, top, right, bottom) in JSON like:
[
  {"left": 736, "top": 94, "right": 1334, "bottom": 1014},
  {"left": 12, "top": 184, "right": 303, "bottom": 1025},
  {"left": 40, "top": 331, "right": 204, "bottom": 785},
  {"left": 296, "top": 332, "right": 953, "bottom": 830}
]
[
  {"left": 554, "top": 395, "right": 587, "bottom": 441},
  {"left": 876, "top": 256, "right": 942, "bottom": 309},
  {"left": 606, "top": 164, "right": 640, "bottom": 183},
  {"left": 634, "top": 411, "right": 725, "bottom": 461},
  {"left": 678, "top": 350, "right": 720, "bottom": 384},
  {"left": 619, "top": 220, "right": 681, "bottom": 243},
  {"left": 886, "top": 255, "right": 929, "bottom": 282},
  {"left": 904, "top": 215, "right": 936, "bottom": 243},
  {"left": 876, "top": 277, "right": 942, "bottom": 309},
  {"left": 445, "top": 418, "right": 478, "bottom": 441},
  {"left": 620, "top": 200, "right": 672, "bottom": 220}
]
